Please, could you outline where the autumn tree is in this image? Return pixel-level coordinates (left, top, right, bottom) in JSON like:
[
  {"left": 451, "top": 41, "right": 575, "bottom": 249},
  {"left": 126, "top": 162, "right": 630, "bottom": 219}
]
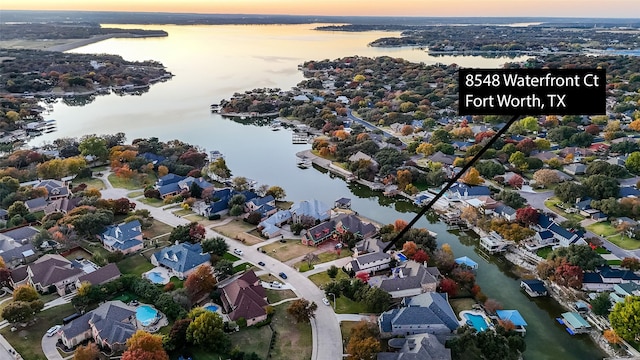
[
  {"left": 416, "top": 142, "right": 435, "bottom": 156},
  {"left": 515, "top": 207, "right": 538, "bottom": 226},
  {"left": 73, "top": 343, "right": 99, "bottom": 360},
  {"left": 184, "top": 264, "right": 216, "bottom": 300},
  {"left": 402, "top": 241, "right": 418, "bottom": 258},
  {"left": 461, "top": 206, "right": 479, "bottom": 226},
  {"left": 396, "top": 169, "right": 412, "bottom": 190},
  {"left": 508, "top": 174, "right": 524, "bottom": 189},
  {"left": 484, "top": 298, "right": 503, "bottom": 314},
  {"left": 554, "top": 262, "right": 584, "bottom": 289},
  {"left": 610, "top": 296, "right": 640, "bottom": 342},
  {"left": 412, "top": 249, "right": 429, "bottom": 263},
  {"left": 122, "top": 330, "right": 168, "bottom": 360},
  {"left": 439, "top": 278, "right": 458, "bottom": 297},
  {"left": 287, "top": 298, "right": 318, "bottom": 323},
  {"left": 187, "top": 311, "right": 229, "bottom": 351},
  {"left": 266, "top": 185, "right": 286, "bottom": 200},
  {"left": 13, "top": 284, "right": 39, "bottom": 302},
  {"left": 461, "top": 167, "right": 483, "bottom": 185},
  {"left": 603, "top": 329, "right": 622, "bottom": 345},
  {"left": 394, "top": 219, "right": 408, "bottom": 232},
  {"left": 621, "top": 257, "right": 640, "bottom": 271},
  {"left": 533, "top": 169, "right": 560, "bottom": 188},
  {"left": 346, "top": 336, "right": 380, "bottom": 360}
]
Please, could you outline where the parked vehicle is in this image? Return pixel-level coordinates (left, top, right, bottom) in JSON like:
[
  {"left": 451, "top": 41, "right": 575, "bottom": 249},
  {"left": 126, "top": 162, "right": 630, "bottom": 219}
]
[
  {"left": 47, "top": 325, "right": 61, "bottom": 337},
  {"left": 233, "top": 249, "right": 244, "bottom": 256},
  {"left": 258, "top": 261, "right": 265, "bottom": 266},
  {"left": 279, "top": 272, "right": 288, "bottom": 279},
  {"left": 322, "top": 298, "right": 330, "bottom": 306}
]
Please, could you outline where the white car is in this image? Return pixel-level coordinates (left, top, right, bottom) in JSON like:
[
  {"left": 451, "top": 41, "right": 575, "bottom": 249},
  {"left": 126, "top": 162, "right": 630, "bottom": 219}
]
[
  {"left": 46, "top": 325, "right": 61, "bottom": 337},
  {"left": 322, "top": 297, "right": 330, "bottom": 306},
  {"left": 233, "top": 249, "right": 244, "bottom": 256}
]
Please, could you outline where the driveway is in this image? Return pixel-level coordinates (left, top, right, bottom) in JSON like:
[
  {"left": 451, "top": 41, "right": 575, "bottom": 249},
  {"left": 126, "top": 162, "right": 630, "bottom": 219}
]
[{"left": 42, "top": 333, "right": 63, "bottom": 360}]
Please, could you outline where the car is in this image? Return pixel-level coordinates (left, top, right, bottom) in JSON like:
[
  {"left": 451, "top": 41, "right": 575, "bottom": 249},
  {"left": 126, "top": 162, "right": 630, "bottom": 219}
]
[
  {"left": 46, "top": 325, "right": 61, "bottom": 337},
  {"left": 271, "top": 281, "right": 282, "bottom": 288},
  {"left": 258, "top": 261, "right": 265, "bottom": 266},
  {"left": 278, "top": 272, "right": 288, "bottom": 279},
  {"left": 322, "top": 297, "right": 330, "bottom": 306},
  {"left": 233, "top": 249, "right": 244, "bottom": 256}
]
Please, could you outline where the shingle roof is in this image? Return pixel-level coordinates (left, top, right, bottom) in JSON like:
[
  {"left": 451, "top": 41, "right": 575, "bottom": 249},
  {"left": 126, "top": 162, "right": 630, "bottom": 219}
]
[
  {"left": 35, "top": 179, "right": 69, "bottom": 197},
  {"left": 521, "top": 279, "right": 547, "bottom": 293},
  {"left": 1, "top": 226, "right": 39, "bottom": 242},
  {"left": 221, "top": 270, "right": 267, "bottom": 321},
  {"left": 102, "top": 220, "right": 143, "bottom": 250},
  {"left": 25, "top": 197, "right": 47, "bottom": 210},
  {"left": 158, "top": 182, "right": 181, "bottom": 196},
  {"left": 249, "top": 195, "right": 275, "bottom": 207},
  {"left": 29, "top": 254, "right": 82, "bottom": 287},
  {"left": 381, "top": 292, "right": 458, "bottom": 332},
  {"left": 77, "top": 263, "right": 121, "bottom": 285},
  {"left": 291, "top": 199, "right": 331, "bottom": 221},
  {"left": 152, "top": 242, "right": 210, "bottom": 274},
  {"left": 157, "top": 173, "right": 184, "bottom": 186},
  {"left": 62, "top": 301, "right": 135, "bottom": 344},
  {"left": 0, "top": 243, "right": 34, "bottom": 264}
]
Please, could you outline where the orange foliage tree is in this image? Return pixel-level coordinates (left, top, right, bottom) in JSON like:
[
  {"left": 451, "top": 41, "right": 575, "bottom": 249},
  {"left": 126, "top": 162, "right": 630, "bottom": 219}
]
[{"left": 121, "top": 330, "right": 168, "bottom": 360}]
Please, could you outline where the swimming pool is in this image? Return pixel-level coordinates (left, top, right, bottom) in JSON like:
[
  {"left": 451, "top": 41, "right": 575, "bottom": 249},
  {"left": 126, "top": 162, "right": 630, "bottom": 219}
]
[
  {"left": 147, "top": 271, "right": 168, "bottom": 284},
  {"left": 205, "top": 305, "right": 219, "bottom": 312},
  {"left": 397, "top": 253, "right": 408, "bottom": 262},
  {"left": 136, "top": 305, "right": 159, "bottom": 327},
  {"left": 464, "top": 313, "right": 491, "bottom": 332}
]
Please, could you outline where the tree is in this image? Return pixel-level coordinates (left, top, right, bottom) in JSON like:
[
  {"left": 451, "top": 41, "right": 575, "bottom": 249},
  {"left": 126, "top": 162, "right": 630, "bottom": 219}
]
[
  {"left": 327, "top": 265, "right": 339, "bottom": 278},
  {"left": 232, "top": 177, "right": 250, "bottom": 191},
  {"left": 13, "top": 285, "right": 39, "bottom": 302},
  {"left": 549, "top": 244, "right": 606, "bottom": 271},
  {"left": 461, "top": 206, "right": 479, "bottom": 226},
  {"left": 508, "top": 174, "right": 524, "bottom": 189},
  {"left": 509, "top": 151, "right": 527, "bottom": 170},
  {"left": 346, "top": 336, "right": 380, "bottom": 360},
  {"left": 626, "top": 152, "right": 640, "bottom": 174},
  {"left": 184, "top": 264, "right": 216, "bottom": 300},
  {"left": 2, "top": 300, "right": 42, "bottom": 323},
  {"left": 495, "top": 190, "right": 526, "bottom": 209},
  {"left": 122, "top": 330, "right": 168, "bottom": 360},
  {"left": 394, "top": 219, "right": 408, "bottom": 232},
  {"left": 439, "top": 278, "right": 458, "bottom": 297},
  {"left": 515, "top": 207, "right": 538, "bottom": 226},
  {"left": 591, "top": 292, "right": 612, "bottom": 316},
  {"left": 79, "top": 135, "right": 108, "bottom": 161},
  {"left": 187, "top": 311, "right": 229, "bottom": 351},
  {"left": 519, "top": 116, "right": 539, "bottom": 132},
  {"left": 610, "top": 296, "right": 640, "bottom": 342},
  {"left": 583, "top": 175, "right": 620, "bottom": 200},
  {"left": 461, "top": 167, "right": 483, "bottom": 185},
  {"left": 484, "top": 298, "right": 503, "bottom": 314},
  {"left": 475, "top": 160, "right": 505, "bottom": 178},
  {"left": 7, "top": 201, "right": 28, "bottom": 219},
  {"left": 533, "top": 169, "right": 560, "bottom": 188},
  {"left": 554, "top": 182, "right": 585, "bottom": 204},
  {"left": 208, "top": 158, "right": 231, "bottom": 180},
  {"left": 73, "top": 343, "right": 99, "bottom": 360},
  {"left": 266, "top": 186, "right": 286, "bottom": 200},
  {"left": 413, "top": 249, "right": 429, "bottom": 263},
  {"left": 287, "top": 298, "right": 318, "bottom": 323},
  {"left": 416, "top": 142, "right": 435, "bottom": 156},
  {"left": 202, "top": 237, "right": 229, "bottom": 256},
  {"left": 165, "top": 318, "right": 191, "bottom": 351},
  {"left": 402, "top": 241, "right": 418, "bottom": 258},
  {"left": 603, "top": 329, "right": 622, "bottom": 345},
  {"left": 554, "top": 262, "right": 584, "bottom": 289},
  {"left": 621, "top": 257, "right": 640, "bottom": 271}
]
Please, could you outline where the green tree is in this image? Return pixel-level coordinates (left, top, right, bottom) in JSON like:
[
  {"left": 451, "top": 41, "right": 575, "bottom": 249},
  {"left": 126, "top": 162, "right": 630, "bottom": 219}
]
[
  {"left": 266, "top": 186, "right": 286, "bottom": 200},
  {"left": 548, "top": 244, "right": 605, "bottom": 271},
  {"left": 287, "top": 298, "right": 318, "bottom": 323},
  {"left": 229, "top": 204, "right": 244, "bottom": 216},
  {"left": 583, "top": 175, "right": 620, "bottom": 200},
  {"left": 519, "top": 116, "right": 539, "bottom": 132},
  {"left": 214, "top": 259, "right": 234, "bottom": 279},
  {"left": 610, "top": 296, "right": 640, "bottom": 342},
  {"left": 509, "top": 151, "right": 527, "bottom": 170},
  {"left": 627, "top": 152, "right": 640, "bottom": 174},
  {"left": 554, "top": 182, "right": 585, "bottom": 204},
  {"left": 495, "top": 190, "right": 526, "bottom": 209},
  {"left": 361, "top": 286, "right": 392, "bottom": 313},
  {"left": 327, "top": 265, "right": 339, "bottom": 278},
  {"left": 591, "top": 292, "right": 612, "bottom": 316},
  {"left": 202, "top": 237, "right": 229, "bottom": 256},
  {"left": 78, "top": 135, "right": 108, "bottom": 161},
  {"left": 13, "top": 285, "right": 39, "bottom": 302},
  {"left": 7, "top": 201, "right": 28, "bottom": 219},
  {"left": 2, "top": 300, "right": 43, "bottom": 323},
  {"left": 187, "top": 311, "right": 230, "bottom": 351}
]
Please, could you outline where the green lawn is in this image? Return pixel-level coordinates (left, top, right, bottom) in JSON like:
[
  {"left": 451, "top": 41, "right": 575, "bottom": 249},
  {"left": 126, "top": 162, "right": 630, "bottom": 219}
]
[
  {"left": 143, "top": 219, "right": 174, "bottom": 239},
  {"left": 308, "top": 270, "right": 350, "bottom": 288},
  {"left": 127, "top": 190, "right": 144, "bottom": 198},
  {"left": 608, "top": 260, "right": 622, "bottom": 266},
  {"left": 72, "top": 177, "right": 106, "bottom": 190},
  {"left": 228, "top": 324, "right": 272, "bottom": 359},
  {"left": 587, "top": 222, "right": 620, "bottom": 237},
  {"left": 223, "top": 253, "right": 240, "bottom": 262},
  {"left": 334, "top": 296, "right": 368, "bottom": 314},
  {"left": 117, "top": 254, "right": 154, "bottom": 276},
  {"left": 270, "top": 303, "right": 312, "bottom": 360},
  {"left": 169, "top": 277, "right": 184, "bottom": 289},
  {"left": 172, "top": 209, "right": 194, "bottom": 217},
  {"left": 0, "top": 303, "right": 76, "bottom": 360},
  {"left": 587, "top": 222, "right": 640, "bottom": 250},
  {"left": 450, "top": 298, "right": 477, "bottom": 315},
  {"left": 595, "top": 247, "right": 612, "bottom": 254},
  {"left": 139, "top": 197, "right": 164, "bottom": 207},
  {"left": 544, "top": 197, "right": 585, "bottom": 223},
  {"left": 108, "top": 173, "right": 157, "bottom": 190},
  {"left": 233, "top": 262, "right": 252, "bottom": 273},
  {"left": 536, "top": 246, "right": 553, "bottom": 260},
  {"left": 265, "top": 289, "right": 297, "bottom": 304}
]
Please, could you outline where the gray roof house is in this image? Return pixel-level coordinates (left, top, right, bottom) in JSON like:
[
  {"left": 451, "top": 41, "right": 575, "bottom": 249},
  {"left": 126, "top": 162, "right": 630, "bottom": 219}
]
[
  {"left": 377, "top": 333, "right": 451, "bottom": 360},
  {"left": 0, "top": 243, "right": 36, "bottom": 269},
  {"left": 1, "top": 226, "right": 39, "bottom": 244},
  {"left": 60, "top": 300, "right": 136, "bottom": 352},
  {"left": 76, "top": 263, "right": 121, "bottom": 287},
  {"left": 151, "top": 242, "right": 210, "bottom": 279},
  {"left": 378, "top": 261, "right": 441, "bottom": 298},
  {"left": 101, "top": 220, "right": 144, "bottom": 255},
  {"left": 23, "top": 254, "right": 83, "bottom": 295},
  {"left": 34, "top": 179, "right": 71, "bottom": 200},
  {"left": 25, "top": 197, "right": 48, "bottom": 212},
  {"left": 290, "top": 199, "right": 332, "bottom": 223},
  {"left": 347, "top": 251, "right": 392, "bottom": 274},
  {"left": 378, "top": 292, "right": 459, "bottom": 337},
  {"left": 564, "top": 163, "right": 586, "bottom": 175}
]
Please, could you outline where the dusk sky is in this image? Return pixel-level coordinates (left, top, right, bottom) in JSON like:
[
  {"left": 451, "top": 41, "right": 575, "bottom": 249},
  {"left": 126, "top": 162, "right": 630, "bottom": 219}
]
[{"left": 2, "top": 0, "right": 639, "bottom": 18}]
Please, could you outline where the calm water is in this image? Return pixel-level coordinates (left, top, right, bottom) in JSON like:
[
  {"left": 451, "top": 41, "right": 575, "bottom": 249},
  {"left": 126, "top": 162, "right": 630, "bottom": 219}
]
[{"left": 31, "top": 24, "right": 604, "bottom": 359}]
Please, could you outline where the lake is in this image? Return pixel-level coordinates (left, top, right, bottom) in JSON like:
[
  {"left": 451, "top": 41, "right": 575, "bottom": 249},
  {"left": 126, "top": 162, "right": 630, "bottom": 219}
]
[{"left": 30, "top": 23, "right": 605, "bottom": 359}]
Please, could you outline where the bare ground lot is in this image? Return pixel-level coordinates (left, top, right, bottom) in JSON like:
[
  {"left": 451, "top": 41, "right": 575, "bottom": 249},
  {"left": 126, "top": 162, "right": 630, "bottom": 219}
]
[
  {"left": 211, "top": 220, "right": 263, "bottom": 245},
  {"left": 262, "top": 239, "right": 315, "bottom": 262}
]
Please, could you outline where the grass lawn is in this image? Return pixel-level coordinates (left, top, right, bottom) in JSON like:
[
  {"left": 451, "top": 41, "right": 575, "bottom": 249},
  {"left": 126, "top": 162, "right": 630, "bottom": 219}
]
[
  {"left": 595, "top": 247, "right": 612, "bottom": 254},
  {"left": 334, "top": 296, "right": 367, "bottom": 314},
  {"left": 450, "top": 298, "right": 477, "bottom": 315},
  {"left": 1, "top": 302, "right": 76, "bottom": 360},
  {"left": 72, "top": 177, "right": 105, "bottom": 190},
  {"left": 139, "top": 197, "right": 164, "bottom": 207},
  {"left": 223, "top": 252, "right": 240, "bottom": 262},
  {"left": 127, "top": 190, "right": 143, "bottom": 198},
  {"left": 606, "top": 234, "right": 640, "bottom": 250},
  {"left": 172, "top": 209, "right": 193, "bottom": 217},
  {"left": 212, "top": 220, "right": 256, "bottom": 239},
  {"left": 169, "top": 277, "right": 184, "bottom": 289},
  {"left": 183, "top": 214, "right": 217, "bottom": 227},
  {"left": 262, "top": 240, "right": 315, "bottom": 262},
  {"left": 229, "top": 325, "right": 272, "bottom": 359},
  {"left": 107, "top": 174, "right": 145, "bottom": 190},
  {"left": 587, "top": 222, "right": 620, "bottom": 237},
  {"left": 544, "top": 197, "right": 585, "bottom": 223},
  {"left": 265, "top": 289, "right": 297, "bottom": 304},
  {"left": 308, "top": 270, "right": 350, "bottom": 288},
  {"left": 536, "top": 246, "right": 553, "bottom": 260},
  {"left": 587, "top": 222, "right": 640, "bottom": 250},
  {"left": 270, "top": 303, "right": 312, "bottom": 360},
  {"left": 233, "top": 262, "right": 252, "bottom": 273},
  {"left": 608, "top": 259, "right": 622, "bottom": 266},
  {"left": 172, "top": 347, "right": 224, "bottom": 360},
  {"left": 143, "top": 219, "right": 174, "bottom": 239},
  {"left": 117, "top": 254, "right": 154, "bottom": 276}
]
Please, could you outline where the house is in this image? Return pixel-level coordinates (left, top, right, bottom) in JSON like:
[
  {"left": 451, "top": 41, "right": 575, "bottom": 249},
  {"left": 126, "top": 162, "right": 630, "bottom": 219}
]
[
  {"left": 245, "top": 195, "right": 276, "bottom": 212},
  {"left": 598, "top": 266, "right": 640, "bottom": 285},
  {"left": 551, "top": 170, "right": 573, "bottom": 183},
  {"left": 534, "top": 230, "right": 556, "bottom": 246},
  {"left": 156, "top": 173, "right": 185, "bottom": 187},
  {"left": 564, "top": 163, "right": 586, "bottom": 175},
  {"left": 101, "top": 220, "right": 144, "bottom": 255},
  {"left": 60, "top": 300, "right": 136, "bottom": 352},
  {"left": 377, "top": 262, "right": 441, "bottom": 298},
  {"left": 0, "top": 243, "right": 36, "bottom": 269},
  {"left": 348, "top": 151, "right": 378, "bottom": 167},
  {"left": 220, "top": 270, "right": 268, "bottom": 326},
  {"left": 301, "top": 213, "right": 377, "bottom": 246},
  {"left": 378, "top": 333, "right": 451, "bottom": 360},
  {"left": 76, "top": 263, "right": 121, "bottom": 288},
  {"left": 140, "top": 152, "right": 166, "bottom": 165},
  {"left": 610, "top": 282, "right": 640, "bottom": 304},
  {"left": 547, "top": 223, "right": 586, "bottom": 247},
  {"left": 24, "top": 197, "right": 48, "bottom": 212},
  {"left": 428, "top": 151, "right": 455, "bottom": 166},
  {"left": 33, "top": 179, "right": 71, "bottom": 200},
  {"left": 520, "top": 279, "right": 548, "bottom": 297},
  {"left": 0, "top": 226, "right": 39, "bottom": 245},
  {"left": 258, "top": 210, "right": 292, "bottom": 238},
  {"left": 151, "top": 242, "right": 210, "bottom": 280},
  {"left": 619, "top": 186, "right": 640, "bottom": 198},
  {"left": 44, "top": 197, "right": 80, "bottom": 215},
  {"left": 347, "top": 252, "right": 391, "bottom": 275},
  {"left": 560, "top": 312, "right": 591, "bottom": 334},
  {"left": 480, "top": 232, "right": 511, "bottom": 254},
  {"left": 22, "top": 254, "right": 83, "bottom": 295},
  {"left": 494, "top": 203, "right": 517, "bottom": 221},
  {"left": 532, "top": 151, "right": 560, "bottom": 162},
  {"left": 334, "top": 197, "right": 351, "bottom": 209},
  {"left": 582, "top": 272, "right": 611, "bottom": 292},
  {"left": 447, "top": 183, "right": 491, "bottom": 201},
  {"left": 177, "top": 176, "right": 213, "bottom": 193},
  {"left": 290, "top": 199, "right": 332, "bottom": 223},
  {"left": 378, "top": 292, "right": 459, "bottom": 337}
]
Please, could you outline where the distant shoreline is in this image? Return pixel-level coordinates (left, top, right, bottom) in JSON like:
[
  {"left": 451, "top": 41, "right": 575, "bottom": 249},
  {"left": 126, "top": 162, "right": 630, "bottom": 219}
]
[
  {"left": 0, "top": 33, "right": 167, "bottom": 52},
  {"left": 45, "top": 34, "right": 117, "bottom": 52}
]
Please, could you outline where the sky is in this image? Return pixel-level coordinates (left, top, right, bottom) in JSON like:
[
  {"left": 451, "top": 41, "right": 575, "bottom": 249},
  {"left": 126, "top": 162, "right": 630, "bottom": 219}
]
[{"left": 2, "top": 0, "right": 639, "bottom": 18}]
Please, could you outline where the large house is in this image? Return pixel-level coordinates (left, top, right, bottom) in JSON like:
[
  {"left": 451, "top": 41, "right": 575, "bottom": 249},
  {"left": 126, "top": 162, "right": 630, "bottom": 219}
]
[
  {"left": 0, "top": 243, "right": 36, "bottom": 269},
  {"left": 33, "top": 179, "right": 71, "bottom": 200},
  {"left": 378, "top": 292, "right": 459, "bottom": 337},
  {"left": 378, "top": 333, "right": 451, "bottom": 360},
  {"left": 14, "top": 254, "right": 83, "bottom": 295},
  {"left": 101, "top": 220, "right": 144, "bottom": 255},
  {"left": 220, "top": 270, "right": 268, "bottom": 326},
  {"left": 346, "top": 252, "right": 392, "bottom": 275},
  {"left": 76, "top": 263, "right": 122, "bottom": 288},
  {"left": 151, "top": 242, "right": 210, "bottom": 279},
  {"left": 60, "top": 300, "right": 137, "bottom": 352},
  {"left": 377, "top": 261, "right": 441, "bottom": 299},
  {"left": 290, "top": 199, "right": 332, "bottom": 223},
  {"left": 301, "top": 213, "right": 377, "bottom": 246},
  {"left": 258, "top": 210, "right": 292, "bottom": 238},
  {"left": 446, "top": 183, "right": 491, "bottom": 201}
]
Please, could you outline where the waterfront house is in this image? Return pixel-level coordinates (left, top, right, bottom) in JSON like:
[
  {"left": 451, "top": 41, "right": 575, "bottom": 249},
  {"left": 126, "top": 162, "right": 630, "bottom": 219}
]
[
  {"left": 446, "top": 183, "right": 491, "bottom": 201},
  {"left": 156, "top": 173, "right": 185, "bottom": 187},
  {"left": 75, "top": 263, "right": 121, "bottom": 288},
  {"left": 377, "top": 262, "right": 441, "bottom": 298},
  {"left": 347, "top": 252, "right": 391, "bottom": 275},
  {"left": 302, "top": 213, "right": 377, "bottom": 246},
  {"left": 610, "top": 282, "right": 640, "bottom": 304},
  {"left": 60, "top": 300, "right": 136, "bottom": 352},
  {"left": 560, "top": 312, "right": 591, "bottom": 334},
  {"left": 495, "top": 309, "right": 528, "bottom": 335},
  {"left": 245, "top": 195, "right": 276, "bottom": 213},
  {"left": 547, "top": 223, "right": 586, "bottom": 247},
  {"left": 598, "top": 266, "right": 640, "bottom": 285},
  {"left": 101, "top": 220, "right": 144, "bottom": 255},
  {"left": 258, "top": 210, "right": 292, "bottom": 238},
  {"left": 378, "top": 292, "right": 459, "bottom": 337},
  {"left": 348, "top": 151, "right": 379, "bottom": 167},
  {"left": 378, "top": 333, "right": 451, "bottom": 360},
  {"left": 494, "top": 203, "right": 517, "bottom": 221},
  {"left": 520, "top": 279, "right": 548, "bottom": 297},
  {"left": 220, "top": 270, "right": 268, "bottom": 326},
  {"left": 290, "top": 199, "right": 332, "bottom": 223},
  {"left": 334, "top": 197, "right": 351, "bottom": 209},
  {"left": 582, "top": 272, "right": 611, "bottom": 292},
  {"left": 151, "top": 242, "right": 210, "bottom": 280},
  {"left": 534, "top": 230, "right": 556, "bottom": 247},
  {"left": 354, "top": 237, "right": 391, "bottom": 256}
]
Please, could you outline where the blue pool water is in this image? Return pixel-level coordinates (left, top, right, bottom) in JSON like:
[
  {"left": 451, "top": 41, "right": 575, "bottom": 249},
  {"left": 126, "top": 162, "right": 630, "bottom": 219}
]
[
  {"left": 397, "top": 253, "right": 408, "bottom": 262},
  {"left": 205, "top": 305, "right": 219, "bottom": 312},
  {"left": 136, "top": 305, "right": 159, "bottom": 326},
  {"left": 147, "top": 271, "right": 167, "bottom": 284},
  {"left": 464, "top": 313, "right": 490, "bottom": 332}
]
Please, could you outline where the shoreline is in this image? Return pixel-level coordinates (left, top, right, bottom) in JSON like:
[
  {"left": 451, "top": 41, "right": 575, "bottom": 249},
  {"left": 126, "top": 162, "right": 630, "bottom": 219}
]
[
  {"left": 45, "top": 34, "right": 117, "bottom": 52},
  {"left": 0, "top": 33, "right": 167, "bottom": 53}
]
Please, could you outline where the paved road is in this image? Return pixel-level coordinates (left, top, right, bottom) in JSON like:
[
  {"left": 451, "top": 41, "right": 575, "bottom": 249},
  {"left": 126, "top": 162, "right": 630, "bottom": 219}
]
[{"left": 99, "top": 176, "right": 343, "bottom": 360}]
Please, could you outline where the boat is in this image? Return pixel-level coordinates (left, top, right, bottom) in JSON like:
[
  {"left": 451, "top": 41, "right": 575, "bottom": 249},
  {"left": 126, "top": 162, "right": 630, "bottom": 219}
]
[
  {"left": 210, "top": 104, "right": 221, "bottom": 112},
  {"left": 297, "top": 157, "right": 312, "bottom": 169},
  {"left": 270, "top": 121, "right": 282, "bottom": 131},
  {"left": 292, "top": 133, "right": 310, "bottom": 144}
]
